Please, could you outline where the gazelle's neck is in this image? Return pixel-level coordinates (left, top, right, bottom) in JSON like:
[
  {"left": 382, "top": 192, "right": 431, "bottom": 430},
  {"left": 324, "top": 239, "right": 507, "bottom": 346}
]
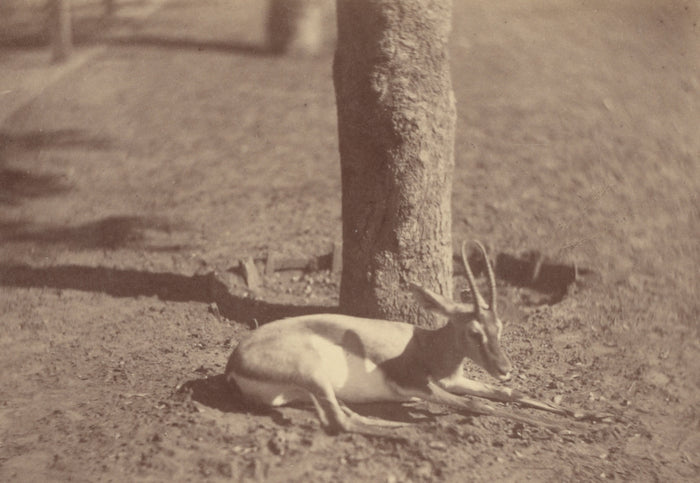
[{"left": 416, "top": 321, "right": 465, "bottom": 381}]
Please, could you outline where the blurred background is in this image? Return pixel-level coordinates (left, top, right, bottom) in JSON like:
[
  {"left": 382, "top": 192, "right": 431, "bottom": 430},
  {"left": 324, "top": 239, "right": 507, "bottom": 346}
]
[{"left": 0, "top": 1, "right": 698, "bottom": 480}]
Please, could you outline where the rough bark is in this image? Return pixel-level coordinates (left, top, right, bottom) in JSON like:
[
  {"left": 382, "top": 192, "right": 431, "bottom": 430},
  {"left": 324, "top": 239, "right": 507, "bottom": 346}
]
[
  {"left": 50, "top": 0, "right": 72, "bottom": 62},
  {"left": 267, "top": 0, "right": 326, "bottom": 55},
  {"left": 334, "top": 0, "right": 456, "bottom": 328}
]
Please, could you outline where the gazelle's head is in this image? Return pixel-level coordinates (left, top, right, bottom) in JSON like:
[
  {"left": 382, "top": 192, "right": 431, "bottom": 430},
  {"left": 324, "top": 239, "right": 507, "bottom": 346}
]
[{"left": 410, "top": 241, "right": 513, "bottom": 381}]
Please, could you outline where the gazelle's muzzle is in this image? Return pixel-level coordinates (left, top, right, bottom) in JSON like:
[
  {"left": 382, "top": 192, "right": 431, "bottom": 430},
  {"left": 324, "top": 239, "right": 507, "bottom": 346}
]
[{"left": 489, "top": 349, "right": 513, "bottom": 382}]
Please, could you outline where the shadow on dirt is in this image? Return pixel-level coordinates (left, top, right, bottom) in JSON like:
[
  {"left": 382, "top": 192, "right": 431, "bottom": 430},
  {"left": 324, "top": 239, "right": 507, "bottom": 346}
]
[
  {"left": 108, "top": 35, "right": 272, "bottom": 56},
  {"left": 0, "top": 168, "right": 70, "bottom": 205},
  {"left": 0, "top": 216, "right": 179, "bottom": 250},
  {"left": 456, "top": 251, "right": 592, "bottom": 305},
  {"left": 0, "top": 262, "right": 333, "bottom": 325},
  {"left": 178, "top": 374, "right": 248, "bottom": 413},
  {"left": 0, "top": 129, "right": 114, "bottom": 151},
  {"left": 345, "top": 401, "right": 438, "bottom": 424},
  {"left": 496, "top": 252, "right": 586, "bottom": 295},
  {"left": 0, "top": 129, "right": 115, "bottom": 205},
  {"left": 177, "top": 374, "right": 296, "bottom": 427}
]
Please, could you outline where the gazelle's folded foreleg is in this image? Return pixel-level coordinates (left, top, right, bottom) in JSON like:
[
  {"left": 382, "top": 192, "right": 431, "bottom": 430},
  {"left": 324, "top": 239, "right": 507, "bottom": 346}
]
[
  {"left": 425, "top": 381, "right": 569, "bottom": 432},
  {"left": 439, "top": 375, "right": 616, "bottom": 422},
  {"left": 439, "top": 375, "right": 573, "bottom": 416}
]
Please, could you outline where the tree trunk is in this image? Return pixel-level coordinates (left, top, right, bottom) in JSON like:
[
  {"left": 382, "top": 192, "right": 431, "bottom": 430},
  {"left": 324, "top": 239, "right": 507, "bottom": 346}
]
[
  {"left": 334, "top": 0, "right": 456, "bottom": 328},
  {"left": 50, "top": 0, "right": 72, "bottom": 63},
  {"left": 267, "top": 0, "right": 326, "bottom": 55}
]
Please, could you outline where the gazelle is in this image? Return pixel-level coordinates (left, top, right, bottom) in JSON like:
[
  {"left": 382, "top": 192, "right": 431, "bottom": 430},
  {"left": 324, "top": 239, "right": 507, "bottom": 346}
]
[{"left": 225, "top": 241, "right": 587, "bottom": 434}]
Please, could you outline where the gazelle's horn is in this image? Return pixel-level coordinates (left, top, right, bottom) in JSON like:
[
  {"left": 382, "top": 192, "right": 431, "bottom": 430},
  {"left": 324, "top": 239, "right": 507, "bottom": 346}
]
[
  {"left": 472, "top": 241, "right": 497, "bottom": 313},
  {"left": 462, "top": 240, "right": 487, "bottom": 311}
]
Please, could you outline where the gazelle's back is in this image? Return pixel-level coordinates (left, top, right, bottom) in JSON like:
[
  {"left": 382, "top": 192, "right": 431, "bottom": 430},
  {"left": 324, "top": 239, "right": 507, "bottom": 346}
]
[{"left": 235, "top": 314, "right": 417, "bottom": 362}]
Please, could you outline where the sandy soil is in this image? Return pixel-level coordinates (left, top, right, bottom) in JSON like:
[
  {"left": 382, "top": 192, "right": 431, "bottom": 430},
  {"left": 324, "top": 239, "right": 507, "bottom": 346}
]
[{"left": 1, "top": 0, "right": 698, "bottom": 481}]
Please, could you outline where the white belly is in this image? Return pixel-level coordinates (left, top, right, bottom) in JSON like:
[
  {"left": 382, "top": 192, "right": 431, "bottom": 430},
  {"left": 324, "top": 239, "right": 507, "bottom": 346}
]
[
  {"left": 230, "top": 335, "right": 404, "bottom": 406},
  {"left": 315, "top": 338, "right": 401, "bottom": 403},
  {"left": 231, "top": 373, "right": 308, "bottom": 406}
]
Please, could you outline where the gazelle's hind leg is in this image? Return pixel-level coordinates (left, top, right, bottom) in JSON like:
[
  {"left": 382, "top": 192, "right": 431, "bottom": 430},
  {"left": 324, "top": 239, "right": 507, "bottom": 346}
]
[
  {"left": 339, "top": 404, "right": 411, "bottom": 428},
  {"left": 304, "top": 373, "right": 409, "bottom": 437},
  {"left": 303, "top": 371, "right": 352, "bottom": 434},
  {"left": 308, "top": 393, "right": 335, "bottom": 430}
]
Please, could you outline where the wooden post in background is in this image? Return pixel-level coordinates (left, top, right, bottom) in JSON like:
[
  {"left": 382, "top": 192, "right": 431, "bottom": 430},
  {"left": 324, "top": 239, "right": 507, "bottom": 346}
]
[{"left": 267, "top": 0, "right": 326, "bottom": 55}]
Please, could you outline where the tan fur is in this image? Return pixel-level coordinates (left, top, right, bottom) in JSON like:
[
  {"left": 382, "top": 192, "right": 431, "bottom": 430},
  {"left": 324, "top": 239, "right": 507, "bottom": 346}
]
[{"left": 224, "top": 241, "right": 590, "bottom": 434}]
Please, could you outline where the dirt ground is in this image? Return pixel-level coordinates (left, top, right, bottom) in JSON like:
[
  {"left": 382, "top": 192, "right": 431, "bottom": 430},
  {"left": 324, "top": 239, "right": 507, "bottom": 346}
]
[{"left": 1, "top": 0, "right": 698, "bottom": 481}]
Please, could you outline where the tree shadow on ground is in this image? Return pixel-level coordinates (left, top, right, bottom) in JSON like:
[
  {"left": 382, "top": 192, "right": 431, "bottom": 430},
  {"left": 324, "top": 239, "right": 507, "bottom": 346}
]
[
  {"left": 0, "top": 262, "right": 332, "bottom": 325},
  {"left": 0, "top": 129, "right": 114, "bottom": 205},
  {"left": 0, "top": 169, "right": 70, "bottom": 205},
  {"left": 496, "top": 251, "right": 593, "bottom": 305},
  {"left": 456, "top": 251, "right": 593, "bottom": 305},
  {"left": 0, "top": 129, "right": 114, "bottom": 151},
  {"left": 0, "top": 215, "right": 182, "bottom": 250},
  {"left": 108, "top": 35, "right": 273, "bottom": 56}
]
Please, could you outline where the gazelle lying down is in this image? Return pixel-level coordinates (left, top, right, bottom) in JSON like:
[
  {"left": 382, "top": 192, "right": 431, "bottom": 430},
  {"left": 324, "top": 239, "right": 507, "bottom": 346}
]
[{"left": 225, "top": 241, "right": 591, "bottom": 434}]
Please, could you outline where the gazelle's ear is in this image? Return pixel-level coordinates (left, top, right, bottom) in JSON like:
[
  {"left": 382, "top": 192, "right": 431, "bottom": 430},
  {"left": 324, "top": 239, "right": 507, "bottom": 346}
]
[{"left": 408, "top": 283, "right": 458, "bottom": 316}]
